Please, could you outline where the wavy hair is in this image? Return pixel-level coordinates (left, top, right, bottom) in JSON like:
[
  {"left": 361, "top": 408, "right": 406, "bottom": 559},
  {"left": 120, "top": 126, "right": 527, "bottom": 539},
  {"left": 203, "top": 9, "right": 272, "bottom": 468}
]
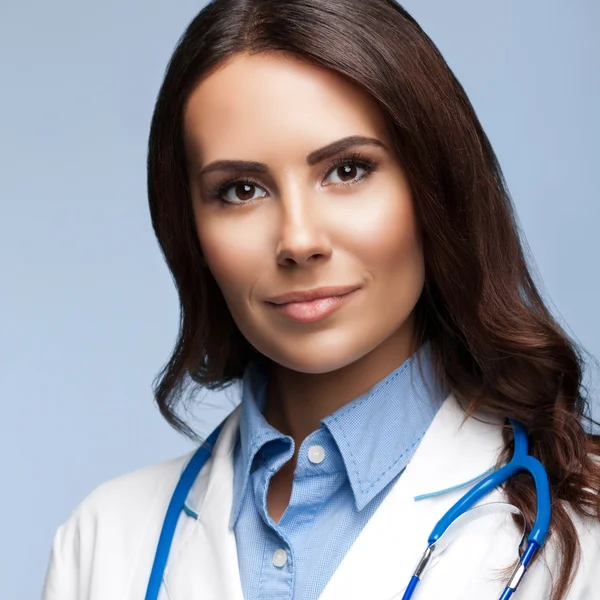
[{"left": 146, "top": 1, "right": 600, "bottom": 597}]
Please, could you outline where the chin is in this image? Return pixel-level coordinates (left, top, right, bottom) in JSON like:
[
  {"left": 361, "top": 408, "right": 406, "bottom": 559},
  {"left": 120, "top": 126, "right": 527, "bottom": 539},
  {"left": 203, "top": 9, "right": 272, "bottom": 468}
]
[
  {"left": 274, "top": 356, "right": 350, "bottom": 375},
  {"left": 257, "top": 336, "right": 376, "bottom": 375}
]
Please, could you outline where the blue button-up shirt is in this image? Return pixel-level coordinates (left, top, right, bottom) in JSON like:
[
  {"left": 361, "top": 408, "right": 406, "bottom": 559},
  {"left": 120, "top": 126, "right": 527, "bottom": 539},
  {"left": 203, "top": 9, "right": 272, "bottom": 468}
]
[{"left": 231, "top": 343, "right": 447, "bottom": 600}]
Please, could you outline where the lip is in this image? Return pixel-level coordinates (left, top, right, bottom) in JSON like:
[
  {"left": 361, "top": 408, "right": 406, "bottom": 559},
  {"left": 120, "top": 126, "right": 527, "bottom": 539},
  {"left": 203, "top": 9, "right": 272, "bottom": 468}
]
[
  {"left": 265, "top": 285, "right": 361, "bottom": 305},
  {"left": 265, "top": 286, "right": 361, "bottom": 323}
]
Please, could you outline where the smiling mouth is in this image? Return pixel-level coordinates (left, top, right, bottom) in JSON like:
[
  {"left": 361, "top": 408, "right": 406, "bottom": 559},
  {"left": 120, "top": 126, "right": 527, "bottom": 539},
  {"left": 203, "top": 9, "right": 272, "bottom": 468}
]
[
  {"left": 266, "top": 284, "right": 361, "bottom": 304},
  {"left": 266, "top": 288, "right": 360, "bottom": 323}
]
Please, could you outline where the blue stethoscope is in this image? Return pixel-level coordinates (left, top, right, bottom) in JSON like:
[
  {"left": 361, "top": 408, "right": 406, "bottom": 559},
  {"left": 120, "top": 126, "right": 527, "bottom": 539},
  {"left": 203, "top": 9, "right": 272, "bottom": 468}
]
[{"left": 144, "top": 418, "right": 551, "bottom": 600}]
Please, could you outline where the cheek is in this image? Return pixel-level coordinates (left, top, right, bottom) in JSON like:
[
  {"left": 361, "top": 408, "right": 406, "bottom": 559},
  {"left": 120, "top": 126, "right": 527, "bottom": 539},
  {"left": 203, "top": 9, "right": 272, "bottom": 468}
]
[
  {"left": 341, "top": 183, "right": 424, "bottom": 282},
  {"left": 346, "top": 188, "right": 425, "bottom": 343},
  {"left": 194, "top": 211, "right": 264, "bottom": 302}
]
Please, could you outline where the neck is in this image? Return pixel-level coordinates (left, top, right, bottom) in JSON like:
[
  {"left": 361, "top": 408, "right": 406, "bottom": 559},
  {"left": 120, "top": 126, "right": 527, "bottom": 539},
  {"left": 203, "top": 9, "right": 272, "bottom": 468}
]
[{"left": 262, "top": 317, "right": 419, "bottom": 470}]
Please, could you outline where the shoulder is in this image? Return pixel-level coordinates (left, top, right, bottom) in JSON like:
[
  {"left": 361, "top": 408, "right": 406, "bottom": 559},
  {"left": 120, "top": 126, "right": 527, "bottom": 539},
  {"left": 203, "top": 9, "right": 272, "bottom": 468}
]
[
  {"left": 42, "top": 451, "right": 195, "bottom": 600},
  {"left": 64, "top": 450, "right": 194, "bottom": 535}
]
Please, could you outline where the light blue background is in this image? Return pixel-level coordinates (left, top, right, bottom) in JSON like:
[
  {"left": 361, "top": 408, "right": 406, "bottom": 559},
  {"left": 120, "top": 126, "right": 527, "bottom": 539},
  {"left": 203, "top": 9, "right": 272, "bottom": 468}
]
[{"left": 1, "top": 1, "right": 597, "bottom": 597}]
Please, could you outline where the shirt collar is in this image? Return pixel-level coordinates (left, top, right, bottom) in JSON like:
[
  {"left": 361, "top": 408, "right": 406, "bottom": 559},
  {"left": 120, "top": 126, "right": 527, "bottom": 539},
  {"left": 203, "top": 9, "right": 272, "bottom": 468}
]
[
  {"left": 230, "top": 358, "right": 277, "bottom": 528},
  {"left": 322, "top": 342, "right": 447, "bottom": 510},
  {"left": 230, "top": 342, "right": 448, "bottom": 527}
]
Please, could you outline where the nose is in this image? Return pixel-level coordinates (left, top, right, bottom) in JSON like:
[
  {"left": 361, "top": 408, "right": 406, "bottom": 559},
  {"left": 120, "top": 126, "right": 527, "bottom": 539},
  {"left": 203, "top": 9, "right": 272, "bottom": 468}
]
[{"left": 275, "top": 188, "right": 332, "bottom": 268}]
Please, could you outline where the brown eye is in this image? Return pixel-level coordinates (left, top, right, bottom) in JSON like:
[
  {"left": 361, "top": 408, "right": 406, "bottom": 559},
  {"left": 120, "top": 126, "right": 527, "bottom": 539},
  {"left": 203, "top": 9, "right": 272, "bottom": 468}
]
[
  {"left": 324, "top": 161, "right": 369, "bottom": 186},
  {"left": 234, "top": 183, "right": 257, "bottom": 202},
  {"left": 338, "top": 164, "right": 358, "bottom": 182},
  {"left": 210, "top": 177, "right": 268, "bottom": 205}
]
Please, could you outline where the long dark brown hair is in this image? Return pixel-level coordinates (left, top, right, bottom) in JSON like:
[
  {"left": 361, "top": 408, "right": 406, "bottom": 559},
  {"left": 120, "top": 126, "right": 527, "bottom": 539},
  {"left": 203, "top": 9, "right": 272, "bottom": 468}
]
[{"left": 146, "top": 1, "right": 600, "bottom": 597}]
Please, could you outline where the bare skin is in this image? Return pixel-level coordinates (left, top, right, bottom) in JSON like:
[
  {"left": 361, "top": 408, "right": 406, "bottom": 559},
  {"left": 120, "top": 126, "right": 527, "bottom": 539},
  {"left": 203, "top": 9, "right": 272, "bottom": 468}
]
[
  {"left": 184, "top": 52, "right": 424, "bottom": 521},
  {"left": 263, "top": 312, "right": 419, "bottom": 522},
  {"left": 266, "top": 467, "right": 295, "bottom": 524}
]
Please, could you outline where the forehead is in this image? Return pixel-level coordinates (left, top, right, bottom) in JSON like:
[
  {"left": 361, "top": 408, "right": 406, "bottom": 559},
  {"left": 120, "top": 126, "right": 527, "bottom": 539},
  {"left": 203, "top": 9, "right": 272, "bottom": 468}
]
[{"left": 183, "top": 52, "right": 390, "bottom": 165}]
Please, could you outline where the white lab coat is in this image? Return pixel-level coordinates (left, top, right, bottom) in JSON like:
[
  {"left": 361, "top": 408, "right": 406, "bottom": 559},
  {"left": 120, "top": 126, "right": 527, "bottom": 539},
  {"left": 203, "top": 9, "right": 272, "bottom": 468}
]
[{"left": 42, "top": 393, "right": 600, "bottom": 599}]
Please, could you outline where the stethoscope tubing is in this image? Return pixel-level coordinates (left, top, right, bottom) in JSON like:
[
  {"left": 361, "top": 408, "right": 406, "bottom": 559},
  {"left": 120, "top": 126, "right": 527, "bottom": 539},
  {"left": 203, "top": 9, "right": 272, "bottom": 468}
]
[
  {"left": 402, "top": 419, "right": 551, "bottom": 599},
  {"left": 145, "top": 418, "right": 551, "bottom": 600},
  {"left": 144, "top": 421, "right": 225, "bottom": 600}
]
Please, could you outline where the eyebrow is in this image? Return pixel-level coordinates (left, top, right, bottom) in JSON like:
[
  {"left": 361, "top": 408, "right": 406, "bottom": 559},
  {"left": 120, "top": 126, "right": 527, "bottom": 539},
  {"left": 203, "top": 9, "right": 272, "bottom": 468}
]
[{"left": 198, "top": 135, "right": 387, "bottom": 178}]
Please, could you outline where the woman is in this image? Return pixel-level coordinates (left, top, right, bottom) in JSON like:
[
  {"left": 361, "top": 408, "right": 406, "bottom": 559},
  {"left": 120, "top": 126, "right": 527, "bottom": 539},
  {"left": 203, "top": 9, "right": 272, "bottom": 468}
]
[{"left": 42, "top": 1, "right": 600, "bottom": 599}]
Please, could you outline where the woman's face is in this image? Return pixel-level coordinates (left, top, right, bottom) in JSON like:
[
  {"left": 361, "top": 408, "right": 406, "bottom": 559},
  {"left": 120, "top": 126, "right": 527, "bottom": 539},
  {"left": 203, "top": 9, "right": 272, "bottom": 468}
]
[{"left": 183, "top": 52, "right": 425, "bottom": 374}]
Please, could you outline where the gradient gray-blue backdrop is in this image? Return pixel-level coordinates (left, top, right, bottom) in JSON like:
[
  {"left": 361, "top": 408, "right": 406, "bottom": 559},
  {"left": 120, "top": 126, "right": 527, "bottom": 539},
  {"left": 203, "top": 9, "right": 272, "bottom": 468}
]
[{"left": 1, "top": 1, "right": 598, "bottom": 597}]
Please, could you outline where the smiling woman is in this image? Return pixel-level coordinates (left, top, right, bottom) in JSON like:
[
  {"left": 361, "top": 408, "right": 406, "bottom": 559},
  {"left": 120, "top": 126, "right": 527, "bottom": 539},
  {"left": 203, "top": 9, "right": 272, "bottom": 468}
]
[
  {"left": 42, "top": 1, "right": 600, "bottom": 600},
  {"left": 184, "top": 52, "right": 423, "bottom": 379}
]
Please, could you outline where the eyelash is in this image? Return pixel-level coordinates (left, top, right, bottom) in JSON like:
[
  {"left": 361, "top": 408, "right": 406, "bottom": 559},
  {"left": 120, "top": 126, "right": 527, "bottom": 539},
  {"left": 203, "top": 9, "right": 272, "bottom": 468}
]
[{"left": 208, "top": 150, "right": 381, "bottom": 206}]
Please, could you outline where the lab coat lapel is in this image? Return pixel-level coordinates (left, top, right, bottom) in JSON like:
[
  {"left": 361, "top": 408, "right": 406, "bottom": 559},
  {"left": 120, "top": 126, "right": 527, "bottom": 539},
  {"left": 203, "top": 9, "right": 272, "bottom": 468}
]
[
  {"left": 159, "top": 393, "right": 513, "bottom": 600},
  {"left": 161, "top": 405, "right": 244, "bottom": 600},
  {"left": 319, "top": 393, "right": 507, "bottom": 600}
]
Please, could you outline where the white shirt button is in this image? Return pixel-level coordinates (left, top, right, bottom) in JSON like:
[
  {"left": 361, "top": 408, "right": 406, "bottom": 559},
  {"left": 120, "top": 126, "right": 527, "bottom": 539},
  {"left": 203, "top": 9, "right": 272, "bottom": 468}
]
[
  {"left": 308, "top": 445, "right": 325, "bottom": 464},
  {"left": 272, "top": 548, "right": 288, "bottom": 567}
]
